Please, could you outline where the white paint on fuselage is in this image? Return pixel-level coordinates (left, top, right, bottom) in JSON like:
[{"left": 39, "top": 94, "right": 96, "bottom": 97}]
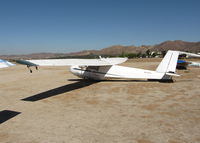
[
  {"left": 105, "top": 65, "right": 165, "bottom": 79},
  {"left": 70, "top": 65, "right": 165, "bottom": 80}
]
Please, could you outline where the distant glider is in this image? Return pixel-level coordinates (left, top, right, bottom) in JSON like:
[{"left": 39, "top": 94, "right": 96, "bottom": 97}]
[
  {"left": 17, "top": 50, "right": 200, "bottom": 82},
  {"left": 0, "top": 59, "right": 15, "bottom": 68}
]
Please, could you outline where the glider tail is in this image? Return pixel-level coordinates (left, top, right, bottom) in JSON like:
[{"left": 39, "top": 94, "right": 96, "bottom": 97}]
[
  {"left": 156, "top": 50, "right": 179, "bottom": 73},
  {"left": 155, "top": 50, "right": 200, "bottom": 81},
  {"left": 156, "top": 50, "right": 180, "bottom": 80}
]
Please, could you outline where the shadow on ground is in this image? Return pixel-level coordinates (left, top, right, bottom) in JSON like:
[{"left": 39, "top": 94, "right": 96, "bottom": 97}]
[
  {"left": 22, "top": 80, "right": 97, "bottom": 102},
  {"left": 21, "top": 78, "right": 173, "bottom": 102},
  {"left": 0, "top": 110, "right": 21, "bottom": 124}
]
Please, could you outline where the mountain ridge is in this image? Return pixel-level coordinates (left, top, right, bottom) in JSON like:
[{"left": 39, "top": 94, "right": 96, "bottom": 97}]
[{"left": 1, "top": 40, "right": 200, "bottom": 59}]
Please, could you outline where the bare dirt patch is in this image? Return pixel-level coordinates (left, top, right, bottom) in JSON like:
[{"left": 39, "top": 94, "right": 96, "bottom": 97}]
[{"left": 0, "top": 59, "right": 200, "bottom": 143}]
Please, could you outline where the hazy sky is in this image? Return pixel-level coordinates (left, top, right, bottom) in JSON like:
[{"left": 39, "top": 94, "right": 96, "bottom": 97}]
[{"left": 0, "top": 0, "right": 200, "bottom": 54}]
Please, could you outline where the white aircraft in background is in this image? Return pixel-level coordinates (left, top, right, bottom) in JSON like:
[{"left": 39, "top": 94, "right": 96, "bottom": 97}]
[
  {"left": 188, "top": 61, "right": 200, "bottom": 67},
  {"left": 0, "top": 59, "right": 15, "bottom": 68},
  {"left": 17, "top": 50, "right": 200, "bottom": 82},
  {"left": 177, "top": 60, "right": 200, "bottom": 69}
]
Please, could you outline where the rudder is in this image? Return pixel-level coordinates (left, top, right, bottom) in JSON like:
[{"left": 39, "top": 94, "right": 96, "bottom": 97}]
[{"left": 156, "top": 50, "right": 179, "bottom": 73}]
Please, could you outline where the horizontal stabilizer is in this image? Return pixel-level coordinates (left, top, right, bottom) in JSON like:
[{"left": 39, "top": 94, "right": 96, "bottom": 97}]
[{"left": 165, "top": 72, "right": 180, "bottom": 77}]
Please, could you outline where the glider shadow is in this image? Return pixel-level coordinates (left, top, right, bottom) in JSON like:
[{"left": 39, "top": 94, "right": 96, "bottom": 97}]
[
  {"left": 22, "top": 80, "right": 97, "bottom": 102},
  {"left": 0, "top": 110, "right": 21, "bottom": 124},
  {"left": 21, "top": 78, "right": 172, "bottom": 102}
]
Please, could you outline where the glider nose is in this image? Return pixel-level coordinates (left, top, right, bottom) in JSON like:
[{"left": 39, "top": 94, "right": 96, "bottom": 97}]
[{"left": 70, "top": 66, "right": 82, "bottom": 77}]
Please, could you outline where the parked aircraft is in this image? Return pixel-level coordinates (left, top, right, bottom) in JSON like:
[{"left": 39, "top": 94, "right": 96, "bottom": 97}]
[
  {"left": 16, "top": 50, "right": 200, "bottom": 81},
  {"left": 188, "top": 61, "right": 200, "bottom": 67},
  {"left": 177, "top": 60, "right": 191, "bottom": 69},
  {"left": 0, "top": 59, "right": 15, "bottom": 68},
  {"left": 177, "top": 60, "right": 200, "bottom": 69}
]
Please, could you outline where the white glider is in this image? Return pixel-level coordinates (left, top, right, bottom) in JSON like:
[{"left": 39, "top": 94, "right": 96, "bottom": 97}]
[
  {"left": 17, "top": 50, "right": 200, "bottom": 81},
  {"left": 0, "top": 59, "right": 15, "bottom": 68}
]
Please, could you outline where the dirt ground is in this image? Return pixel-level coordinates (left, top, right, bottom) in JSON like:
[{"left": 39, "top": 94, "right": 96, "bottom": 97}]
[{"left": 0, "top": 58, "right": 200, "bottom": 143}]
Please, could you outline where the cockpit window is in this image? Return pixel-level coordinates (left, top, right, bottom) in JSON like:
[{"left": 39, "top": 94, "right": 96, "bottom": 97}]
[
  {"left": 86, "top": 66, "right": 99, "bottom": 72},
  {"left": 79, "top": 66, "right": 87, "bottom": 70}
]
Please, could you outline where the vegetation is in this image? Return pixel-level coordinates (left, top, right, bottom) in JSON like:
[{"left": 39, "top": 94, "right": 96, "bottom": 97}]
[
  {"left": 50, "top": 50, "right": 164, "bottom": 59},
  {"left": 119, "top": 50, "right": 162, "bottom": 59}
]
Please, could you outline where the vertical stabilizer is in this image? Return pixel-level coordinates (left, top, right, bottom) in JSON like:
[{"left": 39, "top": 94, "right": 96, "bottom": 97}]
[{"left": 156, "top": 50, "right": 179, "bottom": 73}]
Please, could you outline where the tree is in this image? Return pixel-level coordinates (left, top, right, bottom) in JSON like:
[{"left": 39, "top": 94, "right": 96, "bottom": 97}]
[
  {"left": 161, "top": 51, "right": 166, "bottom": 57},
  {"left": 146, "top": 49, "right": 151, "bottom": 57}
]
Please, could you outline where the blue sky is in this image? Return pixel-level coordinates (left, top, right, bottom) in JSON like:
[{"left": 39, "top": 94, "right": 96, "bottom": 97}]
[{"left": 0, "top": 0, "right": 200, "bottom": 54}]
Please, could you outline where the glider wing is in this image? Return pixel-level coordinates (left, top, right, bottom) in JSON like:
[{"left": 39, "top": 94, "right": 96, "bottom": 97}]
[
  {"left": 17, "top": 57, "right": 128, "bottom": 67},
  {"left": 0, "top": 59, "right": 15, "bottom": 68}
]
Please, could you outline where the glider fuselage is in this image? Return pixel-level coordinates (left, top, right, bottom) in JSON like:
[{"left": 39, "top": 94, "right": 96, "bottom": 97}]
[{"left": 70, "top": 65, "right": 166, "bottom": 80}]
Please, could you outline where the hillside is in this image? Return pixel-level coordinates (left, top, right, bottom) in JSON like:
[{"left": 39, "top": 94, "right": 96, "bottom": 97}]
[
  {"left": 0, "top": 40, "right": 200, "bottom": 59},
  {"left": 152, "top": 40, "right": 200, "bottom": 52}
]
